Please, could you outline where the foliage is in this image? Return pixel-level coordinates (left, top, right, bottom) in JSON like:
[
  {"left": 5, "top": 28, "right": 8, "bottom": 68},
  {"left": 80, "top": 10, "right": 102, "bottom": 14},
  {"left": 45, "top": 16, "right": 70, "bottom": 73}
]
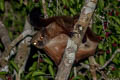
[{"left": 0, "top": 0, "right": 120, "bottom": 80}]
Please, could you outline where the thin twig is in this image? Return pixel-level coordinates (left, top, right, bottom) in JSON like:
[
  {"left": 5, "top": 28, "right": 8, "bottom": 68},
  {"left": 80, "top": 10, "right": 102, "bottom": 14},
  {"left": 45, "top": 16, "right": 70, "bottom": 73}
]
[
  {"left": 42, "top": 0, "right": 48, "bottom": 18},
  {"left": 74, "top": 67, "right": 77, "bottom": 77},
  {"left": 96, "top": 69, "right": 108, "bottom": 80},
  {"left": 99, "top": 48, "right": 120, "bottom": 70},
  {"left": 78, "top": 63, "right": 90, "bottom": 70}
]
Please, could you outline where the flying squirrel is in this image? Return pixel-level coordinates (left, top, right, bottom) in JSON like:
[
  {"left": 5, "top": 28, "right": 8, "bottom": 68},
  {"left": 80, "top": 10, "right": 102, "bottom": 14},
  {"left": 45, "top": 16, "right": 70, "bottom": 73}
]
[{"left": 29, "top": 7, "right": 99, "bottom": 65}]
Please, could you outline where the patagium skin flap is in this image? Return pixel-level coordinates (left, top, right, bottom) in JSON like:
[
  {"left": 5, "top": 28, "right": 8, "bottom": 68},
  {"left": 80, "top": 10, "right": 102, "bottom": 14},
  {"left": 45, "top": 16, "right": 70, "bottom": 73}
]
[{"left": 43, "top": 28, "right": 98, "bottom": 65}]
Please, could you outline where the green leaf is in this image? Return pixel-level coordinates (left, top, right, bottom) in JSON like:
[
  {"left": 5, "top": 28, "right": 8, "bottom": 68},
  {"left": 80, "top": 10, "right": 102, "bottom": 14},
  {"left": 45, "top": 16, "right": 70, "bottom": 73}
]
[
  {"left": 92, "top": 24, "right": 97, "bottom": 33},
  {"left": 110, "top": 16, "right": 120, "bottom": 25},
  {"left": 32, "top": 54, "right": 38, "bottom": 59},
  {"left": 43, "top": 58, "right": 53, "bottom": 65},
  {"left": 41, "top": 64, "right": 47, "bottom": 72},
  {"left": 73, "top": 75, "right": 85, "bottom": 80},
  {"left": 112, "top": 53, "right": 120, "bottom": 65},
  {"left": 70, "top": 8, "right": 76, "bottom": 15},
  {"left": 98, "top": 43, "right": 103, "bottom": 49},
  {"left": 99, "top": 55, "right": 104, "bottom": 66},
  {"left": 63, "top": 10, "right": 69, "bottom": 15},
  {"left": 98, "top": 0, "right": 104, "bottom": 11},
  {"left": 70, "top": 0, "right": 75, "bottom": 5},
  {"left": 0, "top": 71, "right": 8, "bottom": 75},
  {"left": 48, "top": 65, "right": 55, "bottom": 78},
  {"left": 32, "top": 71, "right": 45, "bottom": 77},
  {"left": 25, "top": 72, "right": 33, "bottom": 80},
  {"left": 10, "top": 60, "right": 19, "bottom": 73},
  {"left": 69, "top": 71, "right": 74, "bottom": 78},
  {"left": 112, "top": 57, "right": 119, "bottom": 65},
  {"left": 20, "top": 0, "right": 23, "bottom": 4},
  {"left": 84, "top": 60, "right": 89, "bottom": 64},
  {"left": 38, "top": 76, "right": 44, "bottom": 80},
  {"left": 111, "top": 23, "right": 120, "bottom": 31},
  {"left": 115, "top": 27, "right": 120, "bottom": 32},
  {"left": 29, "top": 62, "right": 37, "bottom": 71},
  {"left": 111, "top": 35, "right": 118, "bottom": 42},
  {"left": 0, "top": 0, "right": 4, "bottom": 11},
  {"left": 31, "top": 77, "right": 35, "bottom": 80},
  {"left": 62, "top": 0, "right": 67, "bottom": 5},
  {"left": 103, "top": 52, "right": 107, "bottom": 61},
  {"left": 62, "top": 0, "right": 69, "bottom": 7}
]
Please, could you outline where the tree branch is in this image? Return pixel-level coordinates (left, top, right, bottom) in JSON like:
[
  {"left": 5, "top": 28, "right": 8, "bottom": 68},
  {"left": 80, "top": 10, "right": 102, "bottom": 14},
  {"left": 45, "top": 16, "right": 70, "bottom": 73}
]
[
  {"left": 55, "top": 38, "right": 77, "bottom": 80},
  {"left": 42, "top": 0, "right": 48, "bottom": 18},
  {"left": 89, "top": 56, "right": 97, "bottom": 80},
  {"left": 99, "top": 48, "right": 120, "bottom": 70},
  {"left": 14, "top": 19, "right": 33, "bottom": 80},
  {"left": 0, "top": 21, "right": 11, "bottom": 50},
  {"left": 0, "top": 22, "right": 33, "bottom": 72}
]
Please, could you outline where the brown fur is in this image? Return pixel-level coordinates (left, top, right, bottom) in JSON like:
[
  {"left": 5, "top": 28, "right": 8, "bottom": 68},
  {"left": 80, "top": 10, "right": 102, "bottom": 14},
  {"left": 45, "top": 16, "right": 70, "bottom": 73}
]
[{"left": 31, "top": 16, "right": 99, "bottom": 65}]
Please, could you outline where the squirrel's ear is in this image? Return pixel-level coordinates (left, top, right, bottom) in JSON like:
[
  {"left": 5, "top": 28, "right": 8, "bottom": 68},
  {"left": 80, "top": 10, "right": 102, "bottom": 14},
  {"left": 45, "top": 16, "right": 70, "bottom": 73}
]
[{"left": 29, "top": 7, "right": 44, "bottom": 27}]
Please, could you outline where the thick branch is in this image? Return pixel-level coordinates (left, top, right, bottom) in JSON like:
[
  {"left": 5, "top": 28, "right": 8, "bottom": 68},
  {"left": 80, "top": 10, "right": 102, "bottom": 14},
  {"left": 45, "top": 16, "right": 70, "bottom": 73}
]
[
  {"left": 72, "top": 0, "right": 97, "bottom": 45},
  {"left": 0, "top": 28, "right": 33, "bottom": 71},
  {"left": 55, "top": 38, "right": 77, "bottom": 80},
  {"left": 0, "top": 21, "right": 11, "bottom": 50},
  {"left": 14, "top": 19, "right": 32, "bottom": 68},
  {"left": 14, "top": 19, "right": 33, "bottom": 80}
]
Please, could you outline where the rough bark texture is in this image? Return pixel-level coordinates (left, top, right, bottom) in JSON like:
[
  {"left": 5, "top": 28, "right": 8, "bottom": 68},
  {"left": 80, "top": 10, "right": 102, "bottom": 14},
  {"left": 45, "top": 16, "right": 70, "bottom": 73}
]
[
  {"left": 89, "top": 56, "right": 97, "bottom": 80},
  {"left": 42, "top": 0, "right": 48, "bottom": 18},
  {"left": 14, "top": 19, "right": 32, "bottom": 70},
  {"left": 55, "top": 39, "right": 77, "bottom": 80},
  {"left": 0, "top": 19, "right": 33, "bottom": 72},
  {"left": 14, "top": 19, "right": 33, "bottom": 80},
  {"left": 0, "top": 21, "right": 11, "bottom": 51}
]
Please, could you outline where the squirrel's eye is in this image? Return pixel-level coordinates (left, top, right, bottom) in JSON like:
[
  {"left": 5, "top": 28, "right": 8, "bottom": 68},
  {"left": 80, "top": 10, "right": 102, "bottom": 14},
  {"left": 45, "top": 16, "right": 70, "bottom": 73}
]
[
  {"left": 33, "top": 42, "right": 37, "bottom": 45},
  {"left": 40, "top": 36, "right": 43, "bottom": 40}
]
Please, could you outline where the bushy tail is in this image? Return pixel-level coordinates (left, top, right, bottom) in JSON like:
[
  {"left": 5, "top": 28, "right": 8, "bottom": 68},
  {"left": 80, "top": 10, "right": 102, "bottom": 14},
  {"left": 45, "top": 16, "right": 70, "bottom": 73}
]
[{"left": 29, "top": 7, "right": 44, "bottom": 28}]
